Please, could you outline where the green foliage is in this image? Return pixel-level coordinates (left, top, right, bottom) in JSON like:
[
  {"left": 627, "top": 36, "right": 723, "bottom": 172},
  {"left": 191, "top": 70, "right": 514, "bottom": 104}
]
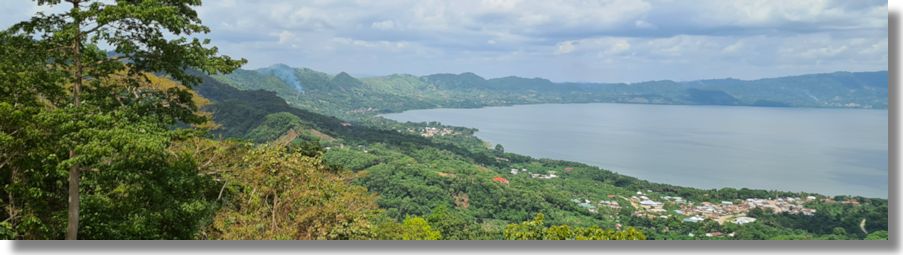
[
  {"left": 865, "top": 230, "right": 888, "bottom": 240},
  {"left": 212, "top": 68, "right": 299, "bottom": 98},
  {"left": 400, "top": 216, "right": 441, "bottom": 240},
  {"left": 0, "top": 96, "right": 220, "bottom": 239},
  {"left": 425, "top": 205, "right": 478, "bottom": 240},
  {"left": 190, "top": 142, "right": 383, "bottom": 240},
  {"left": 832, "top": 227, "right": 847, "bottom": 236},
  {"left": 747, "top": 198, "right": 888, "bottom": 239},
  {"left": 245, "top": 112, "right": 303, "bottom": 142},
  {"left": 1, "top": 0, "right": 243, "bottom": 239},
  {"left": 0, "top": 34, "right": 219, "bottom": 238},
  {"left": 323, "top": 148, "right": 380, "bottom": 171},
  {"left": 71, "top": 113, "right": 217, "bottom": 240},
  {"left": 504, "top": 213, "right": 646, "bottom": 240},
  {"left": 504, "top": 213, "right": 546, "bottom": 240},
  {"left": 215, "top": 67, "right": 436, "bottom": 120}
]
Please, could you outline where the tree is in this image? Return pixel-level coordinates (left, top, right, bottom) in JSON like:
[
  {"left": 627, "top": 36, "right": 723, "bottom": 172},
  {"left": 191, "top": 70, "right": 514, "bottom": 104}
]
[
  {"left": 399, "top": 216, "right": 441, "bottom": 240},
  {"left": 504, "top": 213, "right": 646, "bottom": 240},
  {"left": 832, "top": 227, "right": 847, "bottom": 236},
  {"left": 426, "top": 204, "right": 476, "bottom": 240},
  {"left": 245, "top": 112, "right": 303, "bottom": 142},
  {"left": 0, "top": 30, "right": 68, "bottom": 239},
  {"left": 195, "top": 142, "right": 383, "bottom": 240},
  {"left": 5, "top": 0, "right": 244, "bottom": 239},
  {"left": 504, "top": 213, "right": 545, "bottom": 240},
  {"left": 865, "top": 230, "right": 888, "bottom": 240},
  {"left": 0, "top": 38, "right": 223, "bottom": 239},
  {"left": 494, "top": 144, "right": 505, "bottom": 154}
]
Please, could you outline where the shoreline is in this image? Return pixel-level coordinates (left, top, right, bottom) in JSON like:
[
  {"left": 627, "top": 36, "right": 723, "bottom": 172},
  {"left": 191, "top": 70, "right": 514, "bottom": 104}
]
[{"left": 375, "top": 101, "right": 890, "bottom": 117}]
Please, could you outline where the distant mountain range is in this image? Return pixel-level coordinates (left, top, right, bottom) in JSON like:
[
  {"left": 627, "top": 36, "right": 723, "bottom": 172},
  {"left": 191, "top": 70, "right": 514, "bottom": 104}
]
[{"left": 211, "top": 65, "right": 888, "bottom": 119}]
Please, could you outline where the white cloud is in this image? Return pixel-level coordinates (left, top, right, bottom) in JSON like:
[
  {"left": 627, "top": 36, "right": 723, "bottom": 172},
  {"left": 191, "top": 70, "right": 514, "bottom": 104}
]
[
  {"left": 480, "top": 0, "right": 521, "bottom": 11},
  {"left": 722, "top": 41, "right": 744, "bottom": 53},
  {"left": 604, "top": 40, "right": 632, "bottom": 56},
  {"left": 0, "top": 0, "right": 887, "bottom": 83},
  {"left": 370, "top": 20, "right": 396, "bottom": 30},
  {"left": 634, "top": 20, "right": 657, "bottom": 29},
  {"left": 555, "top": 41, "right": 576, "bottom": 55},
  {"left": 660, "top": 0, "right": 887, "bottom": 31},
  {"left": 276, "top": 30, "right": 296, "bottom": 44}
]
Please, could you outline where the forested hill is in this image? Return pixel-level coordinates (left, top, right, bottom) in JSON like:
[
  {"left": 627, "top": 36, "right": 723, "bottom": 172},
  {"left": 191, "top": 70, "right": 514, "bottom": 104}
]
[
  {"left": 212, "top": 65, "right": 887, "bottom": 119},
  {"left": 193, "top": 73, "right": 498, "bottom": 165}
]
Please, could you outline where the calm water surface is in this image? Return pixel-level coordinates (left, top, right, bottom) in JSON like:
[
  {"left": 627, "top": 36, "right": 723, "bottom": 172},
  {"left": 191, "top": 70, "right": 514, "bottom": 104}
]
[{"left": 382, "top": 103, "right": 888, "bottom": 198}]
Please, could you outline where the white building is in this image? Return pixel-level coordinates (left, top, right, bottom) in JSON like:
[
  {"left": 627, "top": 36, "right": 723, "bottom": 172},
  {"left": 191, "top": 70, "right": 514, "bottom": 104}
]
[
  {"left": 732, "top": 217, "right": 757, "bottom": 225},
  {"left": 683, "top": 216, "right": 704, "bottom": 223},
  {"left": 640, "top": 200, "right": 658, "bottom": 207}
]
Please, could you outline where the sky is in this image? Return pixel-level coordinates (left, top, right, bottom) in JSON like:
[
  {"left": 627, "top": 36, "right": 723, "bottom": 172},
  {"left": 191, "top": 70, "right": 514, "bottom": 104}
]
[{"left": 0, "top": 0, "right": 888, "bottom": 83}]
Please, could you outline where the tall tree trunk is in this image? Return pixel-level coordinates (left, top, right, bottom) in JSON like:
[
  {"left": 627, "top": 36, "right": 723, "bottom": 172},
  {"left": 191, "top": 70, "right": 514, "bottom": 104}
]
[{"left": 66, "top": 0, "right": 82, "bottom": 240}]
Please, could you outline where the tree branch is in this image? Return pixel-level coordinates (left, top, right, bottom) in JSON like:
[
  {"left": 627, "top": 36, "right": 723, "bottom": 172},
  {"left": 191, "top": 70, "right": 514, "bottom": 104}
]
[
  {"left": 94, "top": 55, "right": 127, "bottom": 66},
  {"left": 81, "top": 21, "right": 109, "bottom": 36},
  {"left": 217, "top": 181, "right": 227, "bottom": 201}
]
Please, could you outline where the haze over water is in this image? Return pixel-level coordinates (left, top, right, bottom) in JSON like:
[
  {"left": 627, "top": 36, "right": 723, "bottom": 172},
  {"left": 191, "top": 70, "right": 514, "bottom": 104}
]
[{"left": 383, "top": 103, "right": 888, "bottom": 198}]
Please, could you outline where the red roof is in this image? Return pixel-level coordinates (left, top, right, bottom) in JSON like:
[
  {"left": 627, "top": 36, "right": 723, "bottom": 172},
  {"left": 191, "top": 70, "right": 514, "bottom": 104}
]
[{"left": 492, "top": 176, "right": 509, "bottom": 184}]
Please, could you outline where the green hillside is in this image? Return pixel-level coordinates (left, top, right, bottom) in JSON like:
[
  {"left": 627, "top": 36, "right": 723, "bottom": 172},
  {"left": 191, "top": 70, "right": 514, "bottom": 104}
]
[{"left": 214, "top": 65, "right": 888, "bottom": 120}]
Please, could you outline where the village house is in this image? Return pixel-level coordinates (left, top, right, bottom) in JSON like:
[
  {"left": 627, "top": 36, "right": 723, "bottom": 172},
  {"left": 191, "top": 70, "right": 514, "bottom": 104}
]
[
  {"left": 572, "top": 198, "right": 598, "bottom": 213},
  {"left": 732, "top": 216, "right": 757, "bottom": 225},
  {"left": 528, "top": 170, "right": 558, "bottom": 179},
  {"left": 663, "top": 196, "right": 685, "bottom": 203},
  {"left": 598, "top": 200, "right": 621, "bottom": 209},
  {"left": 683, "top": 216, "right": 704, "bottom": 223},
  {"left": 640, "top": 200, "right": 659, "bottom": 207}
]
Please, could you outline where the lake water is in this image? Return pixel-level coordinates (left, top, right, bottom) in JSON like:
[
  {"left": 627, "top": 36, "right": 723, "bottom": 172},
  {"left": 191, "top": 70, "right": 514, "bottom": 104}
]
[{"left": 382, "top": 103, "right": 888, "bottom": 198}]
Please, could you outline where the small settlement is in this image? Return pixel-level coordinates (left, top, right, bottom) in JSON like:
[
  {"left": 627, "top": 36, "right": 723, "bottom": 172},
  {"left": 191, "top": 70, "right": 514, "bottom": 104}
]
[
  {"left": 510, "top": 168, "right": 559, "bottom": 179},
  {"left": 505, "top": 167, "right": 826, "bottom": 234},
  {"left": 573, "top": 191, "right": 822, "bottom": 226},
  {"left": 408, "top": 127, "right": 456, "bottom": 137}
]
